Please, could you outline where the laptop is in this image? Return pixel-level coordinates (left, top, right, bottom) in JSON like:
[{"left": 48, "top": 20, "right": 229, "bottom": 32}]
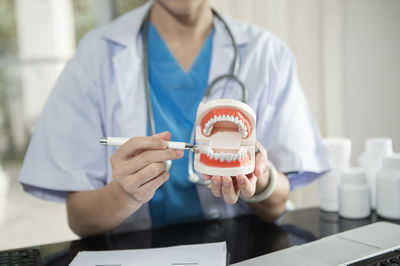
[{"left": 231, "top": 221, "right": 400, "bottom": 266}]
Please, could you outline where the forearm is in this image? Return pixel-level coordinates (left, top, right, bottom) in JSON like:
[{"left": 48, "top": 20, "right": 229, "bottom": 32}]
[
  {"left": 249, "top": 173, "right": 290, "bottom": 222},
  {"left": 66, "top": 181, "right": 142, "bottom": 237}
]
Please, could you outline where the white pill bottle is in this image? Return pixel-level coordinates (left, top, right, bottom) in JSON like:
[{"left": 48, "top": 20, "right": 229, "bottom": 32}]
[
  {"left": 338, "top": 168, "right": 371, "bottom": 219},
  {"left": 376, "top": 154, "right": 400, "bottom": 220},
  {"left": 319, "top": 138, "right": 351, "bottom": 212},
  {"left": 358, "top": 138, "right": 392, "bottom": 210}
]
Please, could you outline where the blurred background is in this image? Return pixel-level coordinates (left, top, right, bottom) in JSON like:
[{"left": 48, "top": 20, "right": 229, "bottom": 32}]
[{"left": 0, "top": 0, "right": 399, "bottom": 250}]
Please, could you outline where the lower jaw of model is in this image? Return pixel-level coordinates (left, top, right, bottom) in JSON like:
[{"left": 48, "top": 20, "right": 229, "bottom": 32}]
[{"left": 194, "top": 99, "right": 256, "bottom": 177}]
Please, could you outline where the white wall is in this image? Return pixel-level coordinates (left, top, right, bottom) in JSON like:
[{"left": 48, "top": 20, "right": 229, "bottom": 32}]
[
  {"left": 344, "top": 0, "right": 400, "bottom": 162},
  {"left": 213, "top": 0, "right": 400, "bottom": 208}
]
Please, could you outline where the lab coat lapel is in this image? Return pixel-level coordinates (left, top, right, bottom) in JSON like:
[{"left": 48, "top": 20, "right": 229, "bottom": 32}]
[
  {"left": 104, "top": 3, "right": 152, "bottom": 138},
  {"left": 207, "top": 17, "right": 234, "bottom": 100},
  {"left": 113, "top": 45, "right": 147, "bottom": 137}
]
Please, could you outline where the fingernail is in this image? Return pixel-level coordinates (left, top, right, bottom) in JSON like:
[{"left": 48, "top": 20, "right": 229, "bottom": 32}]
[
  {"left": 175, "top": 150, "right": 184, "bottom": 157},
  {"left": 238, "top": 176, "right": 245, "bottom": 185},
  {"left": 223, "top": 178, "right": 231, "bottom": 187},
  {"left": 160, "top": 140, "right": 168, "bottom": 148},
  {"left": 212, "top": 179, "right": 220, "bottom": 186}
]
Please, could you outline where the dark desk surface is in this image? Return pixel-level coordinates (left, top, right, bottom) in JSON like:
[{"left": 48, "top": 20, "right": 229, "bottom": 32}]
[{"left": 12, "top": 207, "right": 400, "bottom": 265}]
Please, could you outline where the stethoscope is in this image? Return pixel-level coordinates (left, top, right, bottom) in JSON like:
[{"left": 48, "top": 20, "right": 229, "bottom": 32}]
[{"left": 142, "top": 7, "right": 248, "bottom": 186}]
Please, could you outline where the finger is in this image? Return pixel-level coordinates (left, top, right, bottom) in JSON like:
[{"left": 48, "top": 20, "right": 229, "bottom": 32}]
[
  {"left": 254, "top": 142, "right": 268, "bottom": 178},
  {"left": 118, "top": 162, "right": 167, "bottom": 191},
  {"left": 115, "top": 136, "right": 169, "bottom": 159},
  {"left": 210, "top": 175, "right": 222, "bottom": 197},
  {"left": 117, "top": 148, "right": 184, "bottom": 178},
  {"left": 237, "top": 174, "right": 257, "bottom": 198},
  {"left": 221, "top": 176, "right": 239, "bottom": 204},
  {"left": 203, "top": 174, "right": 212, "bottom": 181},
  {"left": 132, "top": 131, "right": 172, "bottom": 155},
  {"left": 153, "top": 131, "right": 172, "bottom": 141},
  {"left": 133, "top": 170, "right": 170, "bottom": 203}
]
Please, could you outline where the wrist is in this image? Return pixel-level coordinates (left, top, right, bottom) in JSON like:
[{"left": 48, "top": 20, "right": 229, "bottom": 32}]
[{"left": 108, "top": 181, "right": 142, "bottom": 211}]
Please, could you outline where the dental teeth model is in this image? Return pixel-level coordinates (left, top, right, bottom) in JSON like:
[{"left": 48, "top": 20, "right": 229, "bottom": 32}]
[{"left": 194, "top": 99, "right": 256, "bottom": 176}]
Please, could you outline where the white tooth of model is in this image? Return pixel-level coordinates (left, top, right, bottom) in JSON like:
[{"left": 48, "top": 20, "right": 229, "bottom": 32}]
[
  {"left": 226, "top": 153, "right": 233, "bottom": 162},
  {"left": 232, "top": 154, "right": 238, "bottom": 161}
]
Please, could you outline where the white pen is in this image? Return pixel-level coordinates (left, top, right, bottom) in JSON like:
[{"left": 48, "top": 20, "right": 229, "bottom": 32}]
[{"left": 99, "top": 137, "right": 195, "bottom": 150}]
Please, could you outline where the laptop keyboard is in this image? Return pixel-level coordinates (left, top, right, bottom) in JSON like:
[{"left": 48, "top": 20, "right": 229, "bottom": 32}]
[
  {"left": 348, "top": 248, "right": 400, "bottom": 266},
  {"left": 0, "top": 248, "right": 42, "bottom": 266}
]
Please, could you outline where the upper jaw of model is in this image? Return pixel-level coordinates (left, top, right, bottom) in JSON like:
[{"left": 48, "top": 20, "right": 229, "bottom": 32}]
[{"left": 194, "top": 99, "right": 256, "bottom": 176}]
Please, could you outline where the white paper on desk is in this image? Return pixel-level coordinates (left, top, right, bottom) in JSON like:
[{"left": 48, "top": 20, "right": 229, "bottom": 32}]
[{"left": 69, "top": 241, "right": 226, "bottom": 266}]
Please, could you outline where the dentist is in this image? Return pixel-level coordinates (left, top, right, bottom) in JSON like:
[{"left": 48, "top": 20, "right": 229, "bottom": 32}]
[{"left": 19, "top": 0, "right": 329, "bottom": 237}]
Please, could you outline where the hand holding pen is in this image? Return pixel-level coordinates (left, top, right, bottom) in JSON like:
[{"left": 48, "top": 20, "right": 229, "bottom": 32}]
[{"left": 106, "top": 131, "right": 183, "bottom": 205}]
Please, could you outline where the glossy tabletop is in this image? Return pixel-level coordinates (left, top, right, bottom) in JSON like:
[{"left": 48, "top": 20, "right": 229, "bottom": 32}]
[{"left": 10, "top": 207, "right": 400, "bottom": 265}]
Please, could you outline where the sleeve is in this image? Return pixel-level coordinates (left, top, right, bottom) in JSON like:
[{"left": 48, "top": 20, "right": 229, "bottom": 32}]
[
  {"left": 18, "top": 46, "right": 107, "bottom": 202},
  {"left": 256, "top": 44, "right": 330, "bottom": 190}
]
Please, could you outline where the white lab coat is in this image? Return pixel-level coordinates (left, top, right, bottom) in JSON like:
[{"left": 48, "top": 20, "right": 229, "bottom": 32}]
[{"left": 19, "top": 3, "right": 329, "bottom": 231}]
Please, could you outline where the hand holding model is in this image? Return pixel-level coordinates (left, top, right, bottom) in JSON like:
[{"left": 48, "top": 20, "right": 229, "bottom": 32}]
[
  {"left": 194, "top": 99, "right": 270, "bottom": 204},
  {"left": 203, "top": 140, "right": 270, "bottom": 204}
]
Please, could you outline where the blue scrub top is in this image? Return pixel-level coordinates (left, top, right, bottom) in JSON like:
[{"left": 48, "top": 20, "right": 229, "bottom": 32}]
[{"left": 147, "top": 22, "right": 215, "bottom": 227}]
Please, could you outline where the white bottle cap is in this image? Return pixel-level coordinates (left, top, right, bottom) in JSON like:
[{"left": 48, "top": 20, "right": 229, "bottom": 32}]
[
  {"left": 322, "top": 138, "right": 351, "bottom": 166},
  {"left": 341, "top": 168, "right": 367, "bottom": 185},
  {"left": 365, "top": 138, "right": 392, "bottom": 156},
  {"left": 382, "top": 153, "right": 400, "bottom": 171}
]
